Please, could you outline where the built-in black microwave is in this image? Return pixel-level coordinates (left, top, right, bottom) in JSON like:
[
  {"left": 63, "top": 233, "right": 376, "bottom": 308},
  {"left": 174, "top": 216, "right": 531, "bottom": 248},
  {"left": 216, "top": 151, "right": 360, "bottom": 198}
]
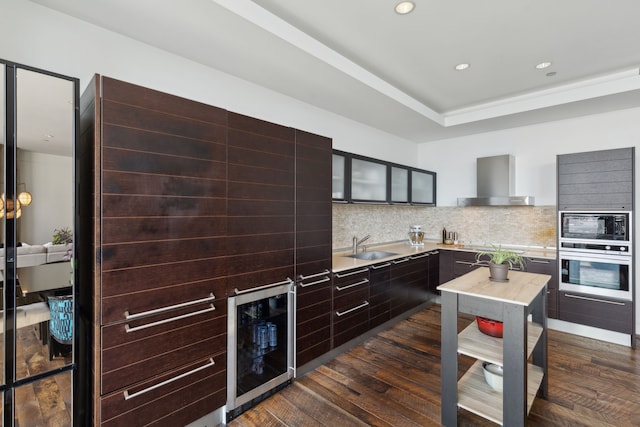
[{"left": 559, "top": 211, "right": 630, "bottom": 242}]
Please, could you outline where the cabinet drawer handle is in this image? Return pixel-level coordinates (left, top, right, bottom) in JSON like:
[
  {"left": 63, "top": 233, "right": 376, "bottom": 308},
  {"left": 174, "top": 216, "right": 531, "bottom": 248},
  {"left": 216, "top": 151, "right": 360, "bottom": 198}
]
[
  {"left": 392, "top": 257, "right": 410, "bottom": 264},
  {"left": 564, "top": 293, "right": 626, "bottom": 306},
  {"left": 125, "top": 304, "right": 216, "bottom": 333},
  {"left": 298, "top": 276, "right": 330, "bottom": 288},
  {"left": 123, "top": 358, "right": 215, "bottom": 401},
  {"left": 429, "top": 250, "right": 439, "bottom": 255},
  {"left": 336, "top": 301, "right": 369, "bottom": 317},
  {"left": 370, "top": 262, "right": 391, "bottom": 269},
  {"left": 529, "top": 258, "right": 551, "bottom": 264},
  {"left": 234, "top": 278, "right": 294, "bottom": 295},
  {"left": 124, "top": 293, "right": 216, "bottom": 321},
  {"left": 334, "top": 268, "right": 368, "bottom": 278},
  {"left": 410, "top": 253, "right": 429, "bottom": 260},
  {"left": 455, "top": 260, "right": 475, "bottom": 266},
  {"left": 298, "top": 270, "right": 331, "bottom": 281},
  {"left": 336, "top": 279, "right": 369, "bottom": 291}
]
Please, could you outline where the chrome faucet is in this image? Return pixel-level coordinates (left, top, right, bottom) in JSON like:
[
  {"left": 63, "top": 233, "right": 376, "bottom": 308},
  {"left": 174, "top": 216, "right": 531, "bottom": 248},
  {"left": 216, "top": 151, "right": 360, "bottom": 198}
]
[{"left": 352, "top": 234, "right": 371, "bottom": 254}]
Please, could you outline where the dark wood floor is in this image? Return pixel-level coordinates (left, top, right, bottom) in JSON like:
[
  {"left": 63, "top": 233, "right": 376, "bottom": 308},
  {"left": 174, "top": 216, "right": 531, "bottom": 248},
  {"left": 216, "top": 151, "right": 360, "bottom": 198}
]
[{"left": 229, "top": 304, "right": 640, "bottom": 426}]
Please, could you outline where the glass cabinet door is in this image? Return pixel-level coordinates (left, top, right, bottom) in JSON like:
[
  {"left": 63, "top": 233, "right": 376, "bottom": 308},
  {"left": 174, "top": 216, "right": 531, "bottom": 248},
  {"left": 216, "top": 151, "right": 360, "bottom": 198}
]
[
  {"left": 391, "top": 166, "right": 409, "bottom": 203},
  {"left": 411, "top": 170, "right": 435, "bottom": 205},
  {"left": 351, "top": 157, "right": 387, "bottom": 202},
  {"left": 332, "top": 152, "right": 347, "bottom": 200}
]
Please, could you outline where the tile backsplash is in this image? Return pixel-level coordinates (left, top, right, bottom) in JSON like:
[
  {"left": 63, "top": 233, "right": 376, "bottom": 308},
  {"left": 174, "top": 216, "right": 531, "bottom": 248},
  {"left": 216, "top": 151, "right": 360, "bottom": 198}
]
[{"left": 332, "top": 204, "right": 556, "bottom": 250}]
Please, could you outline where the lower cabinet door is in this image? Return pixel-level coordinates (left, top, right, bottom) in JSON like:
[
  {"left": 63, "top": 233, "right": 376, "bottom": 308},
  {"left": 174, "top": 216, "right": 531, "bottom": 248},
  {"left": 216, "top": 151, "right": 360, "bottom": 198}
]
[
  {"left": 558, "top": 291, "right": 633, "bottom": 334},
  {"left": 100, "top": 355, "right": 226, "bottom": 426}
]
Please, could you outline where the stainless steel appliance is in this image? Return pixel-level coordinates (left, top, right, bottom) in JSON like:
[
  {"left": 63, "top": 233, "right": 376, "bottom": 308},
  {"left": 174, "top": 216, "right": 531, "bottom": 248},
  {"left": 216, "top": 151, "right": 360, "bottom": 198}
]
[
  {"left": 559, "top": 251, "right": 632, "bottom": 300},
  {"left": 227, "top": 279, "right": 295, "bottom": 420},
  {"left": 558, "top": 210, "right": 633, "bottom": 300},
  {"left": 560, "top": 211, "right": 630, "bottom": 244},
  {"left": 408, "top": 225, "right": 424, "bottom": 246}
]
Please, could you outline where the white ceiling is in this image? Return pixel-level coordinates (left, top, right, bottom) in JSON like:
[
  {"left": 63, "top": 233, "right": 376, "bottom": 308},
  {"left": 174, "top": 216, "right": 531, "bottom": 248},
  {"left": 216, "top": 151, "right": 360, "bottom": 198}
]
[{"left": 29, "top": 0, "right": 640, "bottom": 142}]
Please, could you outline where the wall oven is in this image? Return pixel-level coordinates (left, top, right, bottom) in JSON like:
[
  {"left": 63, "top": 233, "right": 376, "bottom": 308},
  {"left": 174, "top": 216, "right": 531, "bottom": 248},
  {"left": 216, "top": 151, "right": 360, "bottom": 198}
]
[
  {"left": 559, "top": 251, "right": 632, "bottom": 300},
  {"left": 226, "top": 279, "right": 295, "bottom": 420},
  {"left": 558, "top": 210, "right": 633, "bottom": 301}
]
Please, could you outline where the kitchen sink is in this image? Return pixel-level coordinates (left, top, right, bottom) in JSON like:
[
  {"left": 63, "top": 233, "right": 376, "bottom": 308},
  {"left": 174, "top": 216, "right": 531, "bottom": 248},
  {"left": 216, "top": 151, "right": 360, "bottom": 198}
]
[{"left": 346, "top": 251, "right": 398, "bottom": 260}]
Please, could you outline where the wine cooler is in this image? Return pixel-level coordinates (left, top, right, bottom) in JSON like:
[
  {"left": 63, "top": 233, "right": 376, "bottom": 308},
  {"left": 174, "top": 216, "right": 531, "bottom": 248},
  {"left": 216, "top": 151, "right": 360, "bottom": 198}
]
[{"left": 226, "top": 279, "right": 295, "bottom": 420}]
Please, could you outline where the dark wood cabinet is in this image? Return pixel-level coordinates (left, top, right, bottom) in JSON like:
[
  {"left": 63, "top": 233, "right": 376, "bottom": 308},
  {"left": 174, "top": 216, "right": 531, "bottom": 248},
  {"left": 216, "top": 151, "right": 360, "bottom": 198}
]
[
  {"left": 452, "top": 250, "right": 482, "bottom": 278},
  {"left": 82, "top": 76, "right": 228, "bottom": 425},
  {"left": 557, "top": 147, "right": 634, "bottom": 210},
  {"left": 295, "top": 130, "right": 332, "bottom": 368},
  {"left": 369, "top": 261, "right": 392, "bottom": 328},
  {"left": 227, "top": 113, "right": 295, "bottom": 294},
  {"left": 332, "top": 268, "right": 370, "bottom": 348},
  {"left": 427, "top": 250, "right": 440, "bottom": 295},
  {"left": 390, "top": 255, "right": 430, "bottom": 317},
  {"left": 558, "top": 291, "right": 633, "bottom": 334},
  {"left": 525, "top": 257, "right": 558, "bottom": 319}
]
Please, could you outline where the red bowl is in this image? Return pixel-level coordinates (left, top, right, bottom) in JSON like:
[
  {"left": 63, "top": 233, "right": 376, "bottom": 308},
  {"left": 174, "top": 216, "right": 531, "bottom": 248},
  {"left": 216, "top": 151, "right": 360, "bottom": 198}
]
[{"left": 476, "top": 316, "right": 503, "bottom": 338}]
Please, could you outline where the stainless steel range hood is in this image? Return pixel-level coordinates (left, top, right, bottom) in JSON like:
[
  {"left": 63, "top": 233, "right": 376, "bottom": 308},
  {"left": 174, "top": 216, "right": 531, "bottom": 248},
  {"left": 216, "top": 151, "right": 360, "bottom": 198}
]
[{"left": 457, "top": 155, "right": 535, "bottom": 206}]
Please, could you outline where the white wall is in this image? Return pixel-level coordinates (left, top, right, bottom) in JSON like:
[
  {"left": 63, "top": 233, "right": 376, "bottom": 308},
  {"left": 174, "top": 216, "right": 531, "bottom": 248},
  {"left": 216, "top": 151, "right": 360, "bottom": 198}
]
[
  {"left": 418, "top": 107, "right": 640, "bottom": 207},
  {"left": 0, "top": 0, "right": 418, "bottom": 166},
  {"left": 419, "top": 109, "right": 640, "bottom": 336}
]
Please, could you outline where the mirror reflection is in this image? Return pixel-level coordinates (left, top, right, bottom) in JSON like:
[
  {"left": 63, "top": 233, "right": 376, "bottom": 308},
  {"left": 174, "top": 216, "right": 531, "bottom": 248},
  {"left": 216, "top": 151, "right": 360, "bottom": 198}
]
[{"left": 8, "top": 68, "right": 74, "bottom": 387}]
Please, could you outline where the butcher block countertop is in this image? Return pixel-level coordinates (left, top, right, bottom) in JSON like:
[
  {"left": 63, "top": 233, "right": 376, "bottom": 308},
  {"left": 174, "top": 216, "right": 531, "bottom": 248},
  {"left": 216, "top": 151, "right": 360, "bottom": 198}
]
[
  {"left": 437, "top": 267, "right": 550, "bottom": 306},
  {"left": 332, "top": 240, "right": 556, "bottom": 273}
]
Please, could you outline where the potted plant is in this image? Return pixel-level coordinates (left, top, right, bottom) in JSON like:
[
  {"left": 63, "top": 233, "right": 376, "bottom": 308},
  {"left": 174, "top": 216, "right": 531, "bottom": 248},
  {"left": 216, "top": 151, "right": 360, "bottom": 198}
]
[{"left": 475, "top": 244, "right": 524, "bottom": 282}]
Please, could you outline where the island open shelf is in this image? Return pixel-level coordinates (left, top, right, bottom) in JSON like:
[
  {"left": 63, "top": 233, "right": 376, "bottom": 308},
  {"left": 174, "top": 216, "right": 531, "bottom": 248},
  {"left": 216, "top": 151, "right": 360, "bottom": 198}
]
[{"left": 438, "top": 267, "right": 550, "bottom": 426}]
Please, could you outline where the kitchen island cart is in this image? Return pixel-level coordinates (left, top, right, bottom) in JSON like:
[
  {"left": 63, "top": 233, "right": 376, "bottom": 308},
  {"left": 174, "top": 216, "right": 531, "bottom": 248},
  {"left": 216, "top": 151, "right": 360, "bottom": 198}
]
[{"left": 438, "top": 268, "right": 550, "bottom": 426}]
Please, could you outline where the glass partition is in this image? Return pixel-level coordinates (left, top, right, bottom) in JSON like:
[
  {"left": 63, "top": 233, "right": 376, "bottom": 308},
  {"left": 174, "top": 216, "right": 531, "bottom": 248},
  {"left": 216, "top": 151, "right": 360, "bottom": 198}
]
[{"left": 1, "top": 62, "right": 5, "bottom": 391}]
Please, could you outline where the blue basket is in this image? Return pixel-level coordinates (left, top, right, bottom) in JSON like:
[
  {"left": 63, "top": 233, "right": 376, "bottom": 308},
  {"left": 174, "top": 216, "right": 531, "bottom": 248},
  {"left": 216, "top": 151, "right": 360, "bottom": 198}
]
[{"left": 48, "top": 296, "right": 73, "bottom": 344}]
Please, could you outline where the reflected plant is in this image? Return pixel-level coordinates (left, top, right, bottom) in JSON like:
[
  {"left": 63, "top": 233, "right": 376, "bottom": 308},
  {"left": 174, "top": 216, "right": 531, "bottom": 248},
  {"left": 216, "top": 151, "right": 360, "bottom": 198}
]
[{"left": 53, "top": 227, "right": 73, "bottom": 245}]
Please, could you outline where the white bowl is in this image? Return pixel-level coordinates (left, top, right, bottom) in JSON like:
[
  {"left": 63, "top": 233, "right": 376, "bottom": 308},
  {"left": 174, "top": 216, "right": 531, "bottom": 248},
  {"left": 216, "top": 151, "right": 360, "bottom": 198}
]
[{"left": 482, "top": 362, "right": 503, "bottom": 392}]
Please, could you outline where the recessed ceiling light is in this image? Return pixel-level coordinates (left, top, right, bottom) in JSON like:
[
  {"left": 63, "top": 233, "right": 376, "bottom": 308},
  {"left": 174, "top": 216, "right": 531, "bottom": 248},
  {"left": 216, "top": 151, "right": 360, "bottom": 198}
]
[
  {"left": 454, "top": 63, "right": 470, "bottom": 71},
  {"left": 535, "top": 61, "right": 552, "bottom": 69},
  {"left": 395, "top": 1, "right": 415, "bottom": 14}
]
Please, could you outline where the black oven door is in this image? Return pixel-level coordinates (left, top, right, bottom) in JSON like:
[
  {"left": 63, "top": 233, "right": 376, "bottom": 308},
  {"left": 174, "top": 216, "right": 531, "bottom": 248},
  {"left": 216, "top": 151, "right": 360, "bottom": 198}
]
[
  {"left": 560, "top": 212, "right": 629, "bottom": 241},
  {"left": 559, "top": 252, "right": 631, "bottom": 300}
]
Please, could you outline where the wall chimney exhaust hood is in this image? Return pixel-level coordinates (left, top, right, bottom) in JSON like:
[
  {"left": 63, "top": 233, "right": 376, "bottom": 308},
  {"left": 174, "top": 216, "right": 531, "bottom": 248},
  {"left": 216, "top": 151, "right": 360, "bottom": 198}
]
[{"left": 457, "top": 154, "right": 535, "bottom": 206}]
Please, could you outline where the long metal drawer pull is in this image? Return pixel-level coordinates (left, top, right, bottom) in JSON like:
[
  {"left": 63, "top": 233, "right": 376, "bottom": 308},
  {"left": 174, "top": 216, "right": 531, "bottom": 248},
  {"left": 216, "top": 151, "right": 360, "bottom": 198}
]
[
  {"left": 429, "top": 250, "right": 439, "bottom": 255},
  {"left": 370, "top": 262, "right": 391, "bottom": 269},
  {"left": 123, "top": 358, "right": 215, "bottom": 401},
  {"left": 334, "top": 268, "right": 368, "bottom": 278},
  {"left": 336, "top": 278, "right": 369, "bottom": 291},
  {"left": 455, "top": 260, "right": 475, "bottom": 266},
  {"left": 564, "top": 293, "right": 625, "bottom": 306},
  {"left": 299, "top": 276, "right": 331, "bottom": 288},
  {"left": 529, "top": 259, "right": 551, "bottom": 264},
  {"left": 234, "top": 278, "right": 294, "bottom": 295},
  {"left": 392, "top": 257, "right": 410, "bottom": 264},
  {"left": 124, "top": 293, "right": 216, "bottom": 321},
  {"left": 336, "top": 301, "right": 369, "bottom": 317},
  {"left": 298, "top": 270, "right": 331, "bottom": 281},
  {"left": 410, "top": 253, "right": 429, "bottom": 260},
  {"left": 125, "top": 304, "right": 216, "bottom": 333}
]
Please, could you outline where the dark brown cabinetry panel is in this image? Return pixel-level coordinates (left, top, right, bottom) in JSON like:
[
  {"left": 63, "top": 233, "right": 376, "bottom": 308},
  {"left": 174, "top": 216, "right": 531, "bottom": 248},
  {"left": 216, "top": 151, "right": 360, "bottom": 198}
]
[
  {"left": 294, "top": 130, "right": 332, "bottom": 367},
  {"left": 100, "top": 355, "right": 226, "bottom": 427},
  {"left": 227, "top": 113, "right": 295, "bottom": 293},
  {"left": 332, "top": 268, "right": 370, "bottom": 348},
  {"left": 427, "top": 251, "right": 440, "bottom": 295},
  {"left": 525, "top": 257, "right": 558, "bottom": 319},
  {"left": 369, "top": 263, "right": 392, "bottom": 328},
  {"left": 558, "top": 292, "right": 633, "bottom": 334},
  {"left": 86, "top": 76, "right": 230, "bottom": 426}
]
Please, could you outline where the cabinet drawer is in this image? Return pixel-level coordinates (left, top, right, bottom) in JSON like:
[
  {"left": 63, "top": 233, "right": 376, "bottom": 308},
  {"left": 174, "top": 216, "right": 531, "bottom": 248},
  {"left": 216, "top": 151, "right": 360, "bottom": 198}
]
[
  {"left": 558, "top": 291, "right": 632, "bottom": 333},
  {"left": 334, "top": 284, "right": 369, "bottom": 312},
  {"left": 101, "top": 270, "right": 227, "bottom": 325},
  {"left": 101, "top": 300, "right": 227, "bottom": 395},
  {"left": 101, "top": 355, "right": 226, "bottom": 427}
]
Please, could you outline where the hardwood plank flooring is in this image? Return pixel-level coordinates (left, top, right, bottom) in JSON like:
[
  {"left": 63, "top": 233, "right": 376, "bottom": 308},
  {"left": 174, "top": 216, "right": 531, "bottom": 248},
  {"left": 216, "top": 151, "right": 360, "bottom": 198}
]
[{"left": 229, "top": 304, "right": 640, "bottom": 426}]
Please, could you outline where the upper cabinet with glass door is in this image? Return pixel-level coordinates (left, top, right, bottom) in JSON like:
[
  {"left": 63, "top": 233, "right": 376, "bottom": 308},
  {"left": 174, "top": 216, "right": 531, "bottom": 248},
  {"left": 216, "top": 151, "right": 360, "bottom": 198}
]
[{"left": 332, "top": 150, "right": 436, "bottom": 206}]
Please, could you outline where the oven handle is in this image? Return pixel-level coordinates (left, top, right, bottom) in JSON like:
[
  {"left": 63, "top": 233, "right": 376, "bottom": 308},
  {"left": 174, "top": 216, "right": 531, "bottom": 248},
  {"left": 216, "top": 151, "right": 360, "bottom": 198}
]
[
  {"left": 234, "top": 278, "right": 294, "bottom": 295},
  {"left": 563, "top": 293, "right": 626, "bottom": 306}
]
